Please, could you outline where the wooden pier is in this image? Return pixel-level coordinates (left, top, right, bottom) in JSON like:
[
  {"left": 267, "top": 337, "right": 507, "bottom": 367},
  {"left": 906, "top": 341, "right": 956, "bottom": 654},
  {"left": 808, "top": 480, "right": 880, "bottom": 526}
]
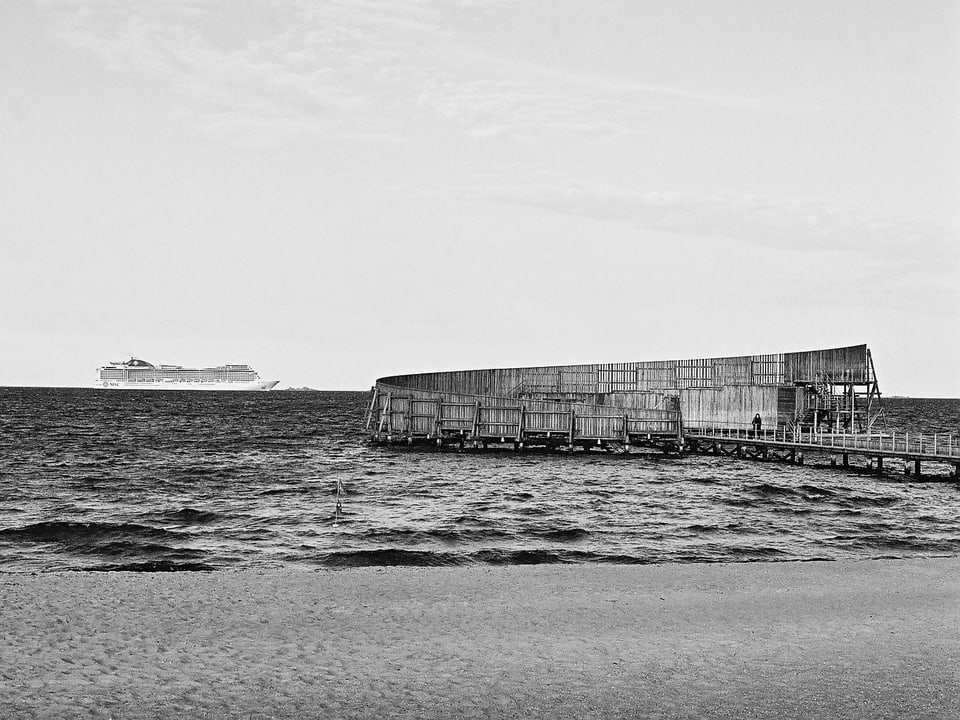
[
  {"left": 366, "top": 344, "right": 958, "bottom": 478},
  {"left": 685, "top": 427, "right": 960, "bottom": 478}
]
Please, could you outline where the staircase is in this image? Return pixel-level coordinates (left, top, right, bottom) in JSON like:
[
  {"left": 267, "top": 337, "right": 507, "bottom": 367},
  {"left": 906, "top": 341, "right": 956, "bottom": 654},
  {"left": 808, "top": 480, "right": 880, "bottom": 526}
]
[{"left": 791, "top": 374, "right": 846, "bottom": 430}]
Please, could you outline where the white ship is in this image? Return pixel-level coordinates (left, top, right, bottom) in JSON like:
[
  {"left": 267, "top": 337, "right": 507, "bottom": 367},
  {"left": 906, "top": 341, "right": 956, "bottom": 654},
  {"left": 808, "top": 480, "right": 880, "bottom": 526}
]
[{"left": 96, "top": 358, "right": 279, "bottom": 391}]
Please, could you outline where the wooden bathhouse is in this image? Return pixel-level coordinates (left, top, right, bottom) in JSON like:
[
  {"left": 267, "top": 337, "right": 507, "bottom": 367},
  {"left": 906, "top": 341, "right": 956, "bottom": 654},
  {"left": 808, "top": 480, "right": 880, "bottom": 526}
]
[{"left": 366, "top": 344, "right": 883, "bottom": 450}]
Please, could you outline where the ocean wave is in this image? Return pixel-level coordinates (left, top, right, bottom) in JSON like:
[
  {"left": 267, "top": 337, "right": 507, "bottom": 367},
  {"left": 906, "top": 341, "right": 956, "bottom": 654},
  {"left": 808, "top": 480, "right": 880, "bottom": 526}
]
[
  {"left": 830, "top": 534, "right": 960, "bottom": 552},
  {"left": 728, "top": 546, "right": 793, "bottom": 560},
  {"left": 88, "top": 560, "right": 216, "bottom": 572},
  {"left": 797, "top": 484, "right": 836, "bottom": 496},
  {"left": 320, "top": 549, "right": 463, "bottom": 567},
  {"left": 470, "top": 549, "right": 656, "bottom": 564},
  {"left": 536, "top": 527, "right": 591, "bottom": 541},
  {"left": 0, "top": 521, "right": 180, "bottom": 545},
  {"left": 161, "top": 507, "right": 220, "bottom": 524},
  {"left": 841, "top": 495, "right": 900, "bottom": 508},
  {"left": 360, "top": 526, "right": 518, "bottom": 544},
  {"left": 316, "top": 547, "right": 661, "bottom": 567},
  {"left": 748, "top": 482, "right": 798, "bottom": 497},
  {"left": 77, "top": 541, "right": 206, "bottom": 558},
  {"left": 685, "top": 523, "right": 722, "bottom": 533}
]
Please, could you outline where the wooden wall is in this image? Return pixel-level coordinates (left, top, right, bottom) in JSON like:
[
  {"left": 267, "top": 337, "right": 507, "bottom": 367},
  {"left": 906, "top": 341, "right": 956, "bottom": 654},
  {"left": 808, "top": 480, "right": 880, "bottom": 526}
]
[
  {"left": 679, "top": 386, "right": 780, "bottom": 429},
  {"left": 784, "top": 345, "right": 870, "bottom": 383},
  {"left": 374, "top": 344, "right": 872, "bottom": 430},
  {"left": 378, "top": 345, "right": 869, "bottom": 396}
]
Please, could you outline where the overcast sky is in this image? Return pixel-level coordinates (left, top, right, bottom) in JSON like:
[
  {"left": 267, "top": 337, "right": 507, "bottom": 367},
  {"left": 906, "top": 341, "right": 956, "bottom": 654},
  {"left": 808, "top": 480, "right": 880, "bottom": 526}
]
[{"left": 2, "top": 0, "right": 958, "bottom": 395}]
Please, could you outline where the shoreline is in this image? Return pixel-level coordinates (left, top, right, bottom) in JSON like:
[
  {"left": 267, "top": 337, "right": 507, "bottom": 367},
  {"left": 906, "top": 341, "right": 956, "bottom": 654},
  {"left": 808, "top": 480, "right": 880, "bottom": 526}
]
[{"left": 2, "top": 557, "right": 958, "bottom": 719}]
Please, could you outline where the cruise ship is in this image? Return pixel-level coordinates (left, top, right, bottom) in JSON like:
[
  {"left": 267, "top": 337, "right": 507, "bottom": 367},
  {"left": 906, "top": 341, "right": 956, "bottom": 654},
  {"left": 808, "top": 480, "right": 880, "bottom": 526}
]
[{"left": 96, "top": 358, "right": 279, "bottom": 391}]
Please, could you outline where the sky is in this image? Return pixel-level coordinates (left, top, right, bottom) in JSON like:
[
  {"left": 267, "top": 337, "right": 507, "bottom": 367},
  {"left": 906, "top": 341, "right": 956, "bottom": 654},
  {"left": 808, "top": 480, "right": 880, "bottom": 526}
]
[{"left": 1, "top": 0, "right": 958, "bottom": 395}]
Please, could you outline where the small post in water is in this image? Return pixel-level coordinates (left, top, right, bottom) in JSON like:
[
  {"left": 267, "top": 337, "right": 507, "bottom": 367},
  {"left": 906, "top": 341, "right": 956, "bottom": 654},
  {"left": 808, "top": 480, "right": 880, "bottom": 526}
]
[{"left": 334, "top": 478, "right": 344, "bottom": 526}]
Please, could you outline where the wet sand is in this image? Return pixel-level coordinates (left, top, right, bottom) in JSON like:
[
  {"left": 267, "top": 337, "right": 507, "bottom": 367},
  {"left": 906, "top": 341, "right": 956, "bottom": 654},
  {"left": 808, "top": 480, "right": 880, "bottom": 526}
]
[{"left": 1, "top": 558, "right": 958, "bottom": 719}]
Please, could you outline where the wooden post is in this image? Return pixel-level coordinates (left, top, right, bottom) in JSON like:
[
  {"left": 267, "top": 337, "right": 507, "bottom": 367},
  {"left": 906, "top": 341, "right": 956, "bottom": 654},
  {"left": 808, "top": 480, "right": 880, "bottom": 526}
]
[
  {"left": 365, "top": 386, "right": 379, "bottom": 430},
  {"left": 471, "top": 401, "right": 481, "bottom": 440},
  {"left": 568, "top": 410, "right": 576, "bottom": 446},
  {"left": 516, "top": 406, "right": 525, "bottom": 443},
  {"left": 377, "top": 392, "right": 392, "bottom": 440},
  {"left": 433, "top": 399, "right": 443, "bottom": 439},
  {"left": 914, "top": 459, "right": 921, "bottom": 477},
  {"left": 850, "top": 382, "right": 855, "bottom": 433}
]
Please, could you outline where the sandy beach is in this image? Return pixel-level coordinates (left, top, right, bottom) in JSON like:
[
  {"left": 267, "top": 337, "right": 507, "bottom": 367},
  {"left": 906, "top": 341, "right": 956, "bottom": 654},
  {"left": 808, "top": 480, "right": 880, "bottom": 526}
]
[{"left": 1, "top": 558, "right": 958, "bottom": 719}]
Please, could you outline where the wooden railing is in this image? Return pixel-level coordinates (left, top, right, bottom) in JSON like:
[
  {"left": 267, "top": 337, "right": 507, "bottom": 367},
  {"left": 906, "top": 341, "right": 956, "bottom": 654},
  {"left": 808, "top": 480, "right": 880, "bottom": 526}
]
[{"left": 687, "top": 426, "right": 960, "bottom": 460}]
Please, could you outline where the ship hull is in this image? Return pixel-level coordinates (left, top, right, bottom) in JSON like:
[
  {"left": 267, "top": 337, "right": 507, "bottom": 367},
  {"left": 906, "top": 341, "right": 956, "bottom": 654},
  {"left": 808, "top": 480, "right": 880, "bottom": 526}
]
[{"left": 96, "top": 380, "right": 280, "bottom": 391}]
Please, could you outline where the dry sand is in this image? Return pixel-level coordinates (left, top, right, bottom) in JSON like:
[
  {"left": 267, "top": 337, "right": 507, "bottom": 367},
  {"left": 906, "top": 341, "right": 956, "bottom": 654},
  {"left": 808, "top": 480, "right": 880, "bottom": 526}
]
[{"left": 1, "top": 558, "right": 958, "bottom": 719}]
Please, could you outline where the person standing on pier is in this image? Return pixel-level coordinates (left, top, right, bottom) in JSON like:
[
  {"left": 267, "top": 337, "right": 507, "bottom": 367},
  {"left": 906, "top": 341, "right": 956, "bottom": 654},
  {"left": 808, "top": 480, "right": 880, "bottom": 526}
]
[{"left": 752, "top": 413, "right": 762, "bottom": 437}]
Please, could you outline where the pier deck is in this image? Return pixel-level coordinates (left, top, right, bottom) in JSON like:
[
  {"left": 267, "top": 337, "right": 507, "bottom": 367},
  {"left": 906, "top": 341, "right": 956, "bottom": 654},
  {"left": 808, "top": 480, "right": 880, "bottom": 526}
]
[
  {"left": 367, "top": 397, "right": 958, "bottom": 477},
  {"left": 685, "top": 427, "right": 960, "bottom": 477}
]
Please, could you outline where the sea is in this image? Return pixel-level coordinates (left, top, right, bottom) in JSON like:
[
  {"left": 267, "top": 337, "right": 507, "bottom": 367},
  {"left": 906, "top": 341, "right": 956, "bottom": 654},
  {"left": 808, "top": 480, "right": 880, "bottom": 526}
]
[{"left": 1, "top": 389, "right": 958, "bottom": 572}]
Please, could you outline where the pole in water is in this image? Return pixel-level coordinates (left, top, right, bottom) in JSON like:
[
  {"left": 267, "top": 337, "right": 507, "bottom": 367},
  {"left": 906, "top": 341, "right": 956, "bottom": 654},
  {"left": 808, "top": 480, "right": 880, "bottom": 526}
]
[{"left": 334, "top": 478, "right": 344, "bottom": 526}]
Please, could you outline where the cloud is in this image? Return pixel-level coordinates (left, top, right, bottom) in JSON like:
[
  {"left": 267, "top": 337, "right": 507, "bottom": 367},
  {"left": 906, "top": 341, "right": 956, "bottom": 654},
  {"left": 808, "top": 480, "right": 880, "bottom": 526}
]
[
  {"left": 33, "top": 0, "right": 776, "bottom": 148},
  {"left": 435, "top": 178, "right": 958, "bottom": 272},
  {"left": 34, "top": 0, "right": 441, "bottom": 144},
  {"left": 415, "top": 77, "right": 651, "bottom": 142}
]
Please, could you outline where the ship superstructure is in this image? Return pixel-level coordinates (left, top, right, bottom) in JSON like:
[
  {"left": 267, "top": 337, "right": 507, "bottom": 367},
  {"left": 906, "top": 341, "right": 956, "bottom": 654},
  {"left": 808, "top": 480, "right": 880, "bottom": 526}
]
[{"left": 96, "top": 358, "right": 279, "bottom": 391}]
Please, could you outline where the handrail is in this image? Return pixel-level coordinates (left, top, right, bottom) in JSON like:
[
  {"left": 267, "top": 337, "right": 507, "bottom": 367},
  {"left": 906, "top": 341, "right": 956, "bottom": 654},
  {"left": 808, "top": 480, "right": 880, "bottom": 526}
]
[{"left": 686, "top": 426, "right": 960, "bottom": 459}]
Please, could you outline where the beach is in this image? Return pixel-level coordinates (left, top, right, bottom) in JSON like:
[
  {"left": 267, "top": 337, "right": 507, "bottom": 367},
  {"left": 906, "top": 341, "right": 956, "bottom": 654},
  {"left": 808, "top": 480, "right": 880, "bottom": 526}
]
[{"left": 2, "top": 558, "right": 958, "bottom": 719}]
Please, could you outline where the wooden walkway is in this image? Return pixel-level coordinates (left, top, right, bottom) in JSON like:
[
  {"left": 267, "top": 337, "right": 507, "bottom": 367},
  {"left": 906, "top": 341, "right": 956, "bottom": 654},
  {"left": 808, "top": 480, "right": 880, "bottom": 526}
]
[{"left": 684, "top": 427, "right": 960, "bottom": 477}]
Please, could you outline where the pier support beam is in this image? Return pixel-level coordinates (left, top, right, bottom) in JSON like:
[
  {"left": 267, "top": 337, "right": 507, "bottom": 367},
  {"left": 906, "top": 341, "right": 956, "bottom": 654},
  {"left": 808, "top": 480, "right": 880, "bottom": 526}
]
[{"left": 904, "top": 459, "right": 922, "bottom": 477}]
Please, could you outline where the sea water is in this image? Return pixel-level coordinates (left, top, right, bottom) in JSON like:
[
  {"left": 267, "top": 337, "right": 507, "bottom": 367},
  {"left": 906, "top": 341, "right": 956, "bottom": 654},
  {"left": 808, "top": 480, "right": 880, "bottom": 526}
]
[{"left": 1, "top": 389, "right": 958, "bottom": 572}]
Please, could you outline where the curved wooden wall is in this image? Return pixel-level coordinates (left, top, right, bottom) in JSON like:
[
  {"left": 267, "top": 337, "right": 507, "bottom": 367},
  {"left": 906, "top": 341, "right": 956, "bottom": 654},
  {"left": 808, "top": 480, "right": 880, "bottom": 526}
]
[{"left": 368, "top": 345, "right": 874, "bottom": 444}]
